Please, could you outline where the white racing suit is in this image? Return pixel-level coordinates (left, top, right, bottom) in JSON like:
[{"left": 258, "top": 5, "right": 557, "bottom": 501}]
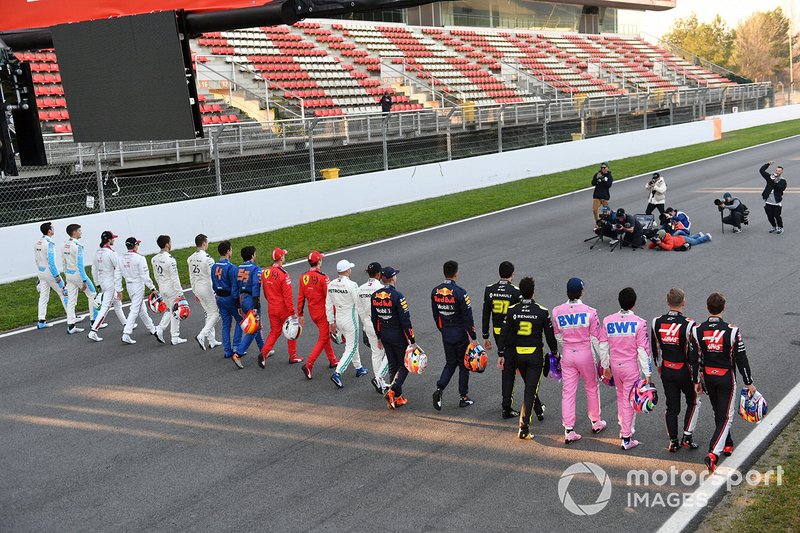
[
  {"left": 326, "top": 275, "right": 362, "bottom": 374},
  {"left": 152, "top": 251, "right": 184, "bottom": 341},
  {"left": 188, "top": 249, "right": 219, "bottom": 342},
  {"left": 63, "top": 238, "right": 98, "bottom": 325},
  {"left": 34, "top": 235, "right": 68, "bottom": 321},
  {"left": 121, "top": 251, "right": 157, "bottom": 336},
  {"left": 357, "top": 278, "right": 388, "bottom": 385},
  {"left": 90, "top": 246, "right": 126, "bottom": 331}
]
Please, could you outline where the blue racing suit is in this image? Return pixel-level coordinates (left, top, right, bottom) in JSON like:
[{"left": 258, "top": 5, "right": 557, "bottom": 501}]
[
  {"left": 212, "top": 257, "right": 242, "bottom": 358},
  {"left": 235, "top": 260, "right": 264, "bottom": 355},
  {"left": 432, "top": 279, "right": 477, "bottom": 397}
]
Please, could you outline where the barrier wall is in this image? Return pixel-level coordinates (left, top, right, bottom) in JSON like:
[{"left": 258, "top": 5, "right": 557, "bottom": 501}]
[
  {"left": 717, "top": 104, "right": 800, "bottom": 131},
  {"left": 2, "top": 106, "right": 794, "bottom": 283}
]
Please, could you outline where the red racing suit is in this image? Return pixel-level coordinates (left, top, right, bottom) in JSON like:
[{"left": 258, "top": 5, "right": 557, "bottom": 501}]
[
  {"left": 298, "top": 267, "right": 336, "bottom": 366},
  {"left": 261, "top": 265, "right": 297, "bottom": 358}
]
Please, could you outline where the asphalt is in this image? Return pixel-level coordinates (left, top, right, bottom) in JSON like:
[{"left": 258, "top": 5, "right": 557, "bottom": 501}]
[{"left": 1, "top": 136, "right": 799, "bottom": 532}]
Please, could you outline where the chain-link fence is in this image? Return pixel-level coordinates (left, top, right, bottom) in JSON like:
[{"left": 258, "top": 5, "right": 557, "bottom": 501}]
[{"left": 0, "top": 83, "right": 775, "bottom": 227}]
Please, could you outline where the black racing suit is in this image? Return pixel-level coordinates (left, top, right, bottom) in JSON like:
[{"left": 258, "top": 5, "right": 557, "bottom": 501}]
[
  {"left": 371, "top": 285, "right": 415, "bottom": 396},
  {"left": 432, "top": 279, "right": 476, "bottom": 398},
  {"left": 651, "top": 311, "right": 700, "bottom": 441},
  {"left": 692, "top": 317, "right": 753, "bottom": 457},
  {"left": 482, "top": 279, "right": 544, "bottom": 415},
  {"left": 498, "top": 299, "right": 558, "bottom": 431}
]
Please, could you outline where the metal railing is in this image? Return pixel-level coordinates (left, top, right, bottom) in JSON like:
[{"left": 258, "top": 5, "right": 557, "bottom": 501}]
[{"left": 0, "top": 83, "right": 774, "bottom": 228}]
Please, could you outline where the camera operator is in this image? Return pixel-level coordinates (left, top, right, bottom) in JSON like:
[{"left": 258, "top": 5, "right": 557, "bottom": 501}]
[
  {"left": 614, "top": 208, "right": 644, "bottom": 248},
  {"left": 759, "top": 161, "right": 787, "bottom": 234},
  {"left": 660, "top": 212, "right": 690, "bottom": 237},
  {"left": 664, "top": 207, "right": 691, "bottom": 235},
  {"left": 594, "top": 205, "right": 617, "bottom": 241},
  {"left": 645, "top": 173, "right": 667, "bottom": 216},
  {"left": 715, "top": 193, "right": 748, "bottom": 233},
  {"left": 591, "top": 162, "right": 613, "bottom": 221},
  {"left": 648, "top": 229, "right": 710, "bottom": 251}
]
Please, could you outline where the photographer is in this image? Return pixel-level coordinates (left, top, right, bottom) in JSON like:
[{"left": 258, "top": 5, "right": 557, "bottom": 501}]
[
  {"left": 645, "top": 173, "right": 667, "bottom": 216},
  {"left": 715, "top": 193, "right": 748, "bottom": 233},
  {"left": 665, "top": 207, "right": 691, "bottom": 235},
  {"left": 648, "top": 229, "right": 710, "bottom": 251},
  {"left": 594, "top": 205, "right": 617, "bottom": 240},
  {"left": 759, "top": 161, "right": 787, "bottom": 234},
  {"left": 591, "top": 162, "right": 613, "bottom": 221},
  {"left": 614, "top": 208, "right": 644, "bottom": 248}
]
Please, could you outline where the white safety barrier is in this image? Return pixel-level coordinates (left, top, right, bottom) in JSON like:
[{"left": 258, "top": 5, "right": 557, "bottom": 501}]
[
  {"left": 1, "top": 105, "right": 795, "bottom": 283},
  {"left": 718, "top": 103, "right": 800, "bottom": 132}
]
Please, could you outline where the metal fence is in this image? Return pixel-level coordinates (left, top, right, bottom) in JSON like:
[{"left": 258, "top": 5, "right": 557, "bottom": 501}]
[{"left": 0, "top": 83, "right": 774, "bottom": 227}]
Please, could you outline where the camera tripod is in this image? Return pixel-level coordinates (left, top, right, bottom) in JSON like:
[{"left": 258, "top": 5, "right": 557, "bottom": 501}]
[{"left": 584, "top": 231, "right": 624, "bottom": 252}]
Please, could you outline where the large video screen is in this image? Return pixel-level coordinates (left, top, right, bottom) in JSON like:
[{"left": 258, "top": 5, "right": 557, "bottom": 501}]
[{"left": 52, "top": 11, "right": 200, "bottom": 142}]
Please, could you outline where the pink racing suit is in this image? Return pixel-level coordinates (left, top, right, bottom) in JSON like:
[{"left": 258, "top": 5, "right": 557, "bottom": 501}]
[
  {"left": 552, "top": 299, "right": 609, "bottom": 430},
  {"left": 603, "top": 310, "right": 653, "bottom": 438}
]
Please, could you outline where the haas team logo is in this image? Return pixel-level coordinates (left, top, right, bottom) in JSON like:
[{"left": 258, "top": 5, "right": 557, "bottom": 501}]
[
  {"left": 703, "top": 330, "right": 724, "bottom": 351},
  {"left": 659, "top": 323, "right": 681, "bottom": 344}
]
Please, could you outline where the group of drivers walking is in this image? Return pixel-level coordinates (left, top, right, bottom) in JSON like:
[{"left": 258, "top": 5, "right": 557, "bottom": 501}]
[{"left": 34, "top": 223, "right": 756, "bottom": 473}]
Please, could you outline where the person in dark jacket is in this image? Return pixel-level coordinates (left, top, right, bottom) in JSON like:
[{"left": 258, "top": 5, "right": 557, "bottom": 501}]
[
  {"left": 759, "top": 161, "right": 787, "bottom": 234},
  {"left": 716, "top": 193, "right": 747, "bottom": 233},
  {"left": 432, "top": 260, "right": 478, "bottom": 410},
  {"left": 591, "top": 162, "right": 613, "bottom": 221},
  {"left": 379, "top": 91, "right": 393, "bottom": 114}
]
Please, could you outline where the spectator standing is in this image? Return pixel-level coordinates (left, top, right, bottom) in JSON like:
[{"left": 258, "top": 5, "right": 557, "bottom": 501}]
[{"left": 591, "top": 162, "right": 613, "bottom": 221}]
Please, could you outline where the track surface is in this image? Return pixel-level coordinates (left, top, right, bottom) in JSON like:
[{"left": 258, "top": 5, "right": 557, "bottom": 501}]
[{"left": 2, "top": 137, "right": 798, "bottom": 532}]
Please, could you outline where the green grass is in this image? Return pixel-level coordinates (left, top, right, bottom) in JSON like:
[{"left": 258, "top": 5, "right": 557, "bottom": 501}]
[
  {"left": 719, "top": 412, "right": 800, "bottom": 532},
  {"left": 5, "top": 119, "right": 799, "bottom": 332}
]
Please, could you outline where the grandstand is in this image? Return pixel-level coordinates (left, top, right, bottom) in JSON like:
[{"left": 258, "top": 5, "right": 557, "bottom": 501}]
[{"left": 20, "top": 20, "right": 736, "bottom": 133}]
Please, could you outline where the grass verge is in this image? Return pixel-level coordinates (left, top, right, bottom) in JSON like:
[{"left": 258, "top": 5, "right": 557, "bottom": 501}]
[
  {"left": 697, "top": 410, "right": 800, "bottom": 533},
  {"left": 4, "top": 119, "right": 799, "bottom": 332}
]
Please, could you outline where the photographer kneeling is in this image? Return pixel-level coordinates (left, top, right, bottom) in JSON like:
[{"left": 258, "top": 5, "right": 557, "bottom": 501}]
[
  {"left": 648, "top": 229, "right": 710, "bottom": 251},
  {"left": 594, "top": 206, "right": 617, "bottom": 241},
  {"left": 664, "top": 207, "right": 691, "bottom": 236},
  {"left": 614, "top": 208, "right": 645, "bottom": 248},
  {"left": 715, "top": 193, "right": 748, "bottom": 234}
]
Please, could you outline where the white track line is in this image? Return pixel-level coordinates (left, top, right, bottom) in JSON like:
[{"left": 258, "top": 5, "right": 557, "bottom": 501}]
[
  {"left": 656, "top": 380, "right": 800, "bottom": 533},
  {"left": 3, "top": 132, "right": 798, "bottom": 341}
]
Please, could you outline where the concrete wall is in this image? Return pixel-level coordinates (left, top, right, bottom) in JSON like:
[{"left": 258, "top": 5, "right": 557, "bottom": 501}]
[
  {"left": 3, "top": 104, "right": 795, "bottom": 283},
  {"left": 717, "top": 104, "right": 800, "bottom": 132}
]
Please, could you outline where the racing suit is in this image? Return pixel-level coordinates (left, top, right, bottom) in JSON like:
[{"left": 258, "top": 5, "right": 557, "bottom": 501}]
[
  {"left": 498, "top": 299, "right": 558, "bottom": 432},
  {"left": 152, "top": 250, "right": 184, "bottom": 341},
  {"left": 651, "top": 311, "right": 701, "bottom": 442},
  {"left": 357, "top": 278, "right": 388, "bottom": 385},
  {"left": 551, "top": 299, "right": 609, "bottom": 430},
  {"left": 62, "top": 237, "right": 97, "bottom": 325},
  {"left": 212, "top": 257, "right": 242, "bottom": 358},
  {"left": 432, "top": 279, "right": 476, "bottom": 398},
  {"left": 235, "top": 260, "right": 264, "bottom": 355},
  {"left": 120, "top": 250, "right": 157, "bottom": 336},
  {"left": 327, "top": 274, "right": 363, "bottom": 374},
  {"left": 603, "top": 310, "right": 652, "bottom": 438},
  {"left": 298, "top": 268, "right": 336, "bottom": 368},
  {"left": 34, "top": 235, "right": 68, "bottom": 321},
  {"left": 371, "top": 285, "right": 415, "bottom": 396},
  {"left": 188, "top": 249, "right": 219, "bottom": 343},
  {"left": 483, "top": 279, "right": 542, "bottom": 415},
  {"left": 90, "top": 245, "right": 126, "bottom": 331},
  {"left": 692, "top": 317, "right": 753, "bottom": 457},
  {"left": 260, "top": 265, "right": 298, "bottom": 359}
]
